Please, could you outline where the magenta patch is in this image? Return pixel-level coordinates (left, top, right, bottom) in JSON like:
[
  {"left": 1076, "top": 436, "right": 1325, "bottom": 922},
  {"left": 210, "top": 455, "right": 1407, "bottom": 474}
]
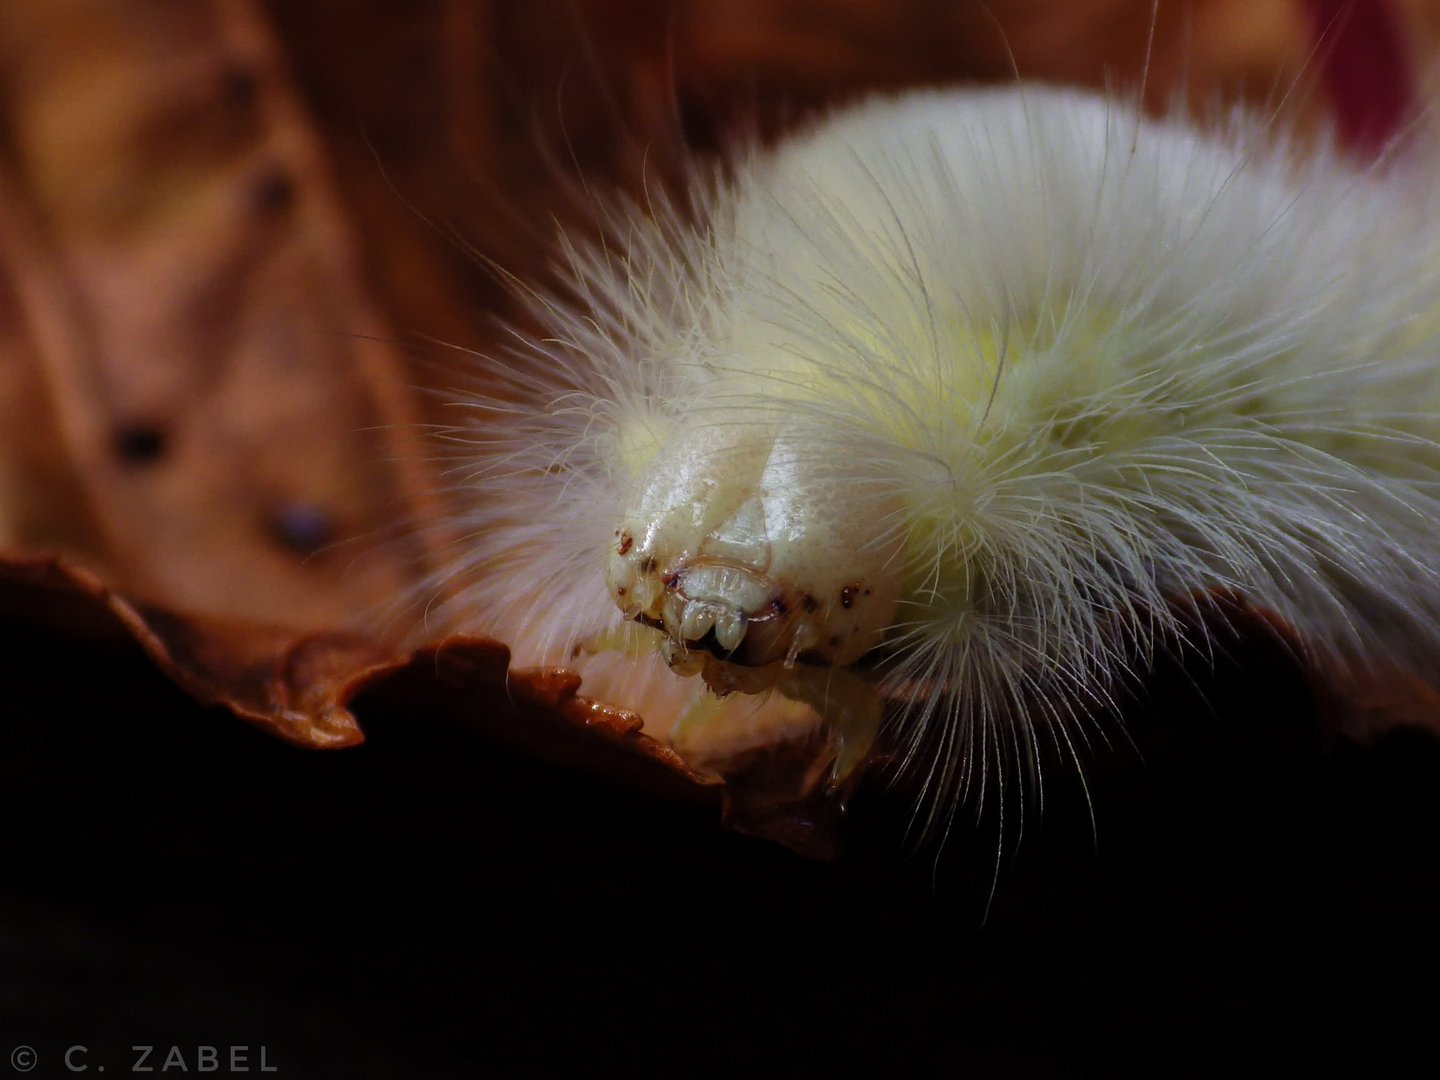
[{"left": 1303, "top": 0, "right": 1416, "bottom": 156}]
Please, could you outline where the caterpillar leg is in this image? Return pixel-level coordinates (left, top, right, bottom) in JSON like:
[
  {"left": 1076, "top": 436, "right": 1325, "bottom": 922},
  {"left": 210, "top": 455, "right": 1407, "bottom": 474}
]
[{"left": 666, "top": 646, "right": 884, "bottom": 786}]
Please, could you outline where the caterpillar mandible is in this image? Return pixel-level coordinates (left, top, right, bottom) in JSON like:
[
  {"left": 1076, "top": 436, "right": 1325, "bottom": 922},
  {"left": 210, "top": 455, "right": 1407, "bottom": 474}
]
[{"left": 426, "top": 79, "right": 1440, "bottom": 835}]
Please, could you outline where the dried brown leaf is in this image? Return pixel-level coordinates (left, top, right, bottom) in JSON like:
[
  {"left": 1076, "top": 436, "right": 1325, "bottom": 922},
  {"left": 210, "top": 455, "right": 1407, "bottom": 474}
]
[{"left": 0, "top": 0, "right": 443, "bottom": 631}]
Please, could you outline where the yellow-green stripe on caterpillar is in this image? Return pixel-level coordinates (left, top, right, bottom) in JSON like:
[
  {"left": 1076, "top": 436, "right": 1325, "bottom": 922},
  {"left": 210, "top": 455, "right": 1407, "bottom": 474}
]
[{"left": 433, "top": 85, "right": 1440, "bottom": 830}]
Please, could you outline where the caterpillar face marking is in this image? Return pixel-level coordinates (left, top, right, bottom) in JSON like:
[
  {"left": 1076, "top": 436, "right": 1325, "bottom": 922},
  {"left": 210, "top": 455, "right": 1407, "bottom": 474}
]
[
  {"left": 606, "top": 431, "right": 902, "bottom": 671},
  {"left": 444, "top": 83, "right": 1440, "bottom": 825}
]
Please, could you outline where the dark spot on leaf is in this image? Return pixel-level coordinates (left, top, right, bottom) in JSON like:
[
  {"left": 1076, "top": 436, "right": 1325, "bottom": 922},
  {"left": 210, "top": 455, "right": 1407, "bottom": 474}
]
[
  {"left": 266, "top": 502, "right": 335, "bottom": 557},
  {"left": 800, "top": 594, "right": 820, "bottom": 613},
  {"left": 617, "top": 532, "right": 633, "bottom": 555},
  {"left": 639, "top": 556, "right": 657, "bottom": 573},
  {"left": 840, "top": 585, "right": 860, "bottom": 609},
  {"left": 221, "top": 65, "right": 258, "bottom": 107},
  {"left": 113, "top": 425, "right": 168, "bottom": 466},
  {"left": 253, "top": 168, "right": 295, "bottom": 215}
]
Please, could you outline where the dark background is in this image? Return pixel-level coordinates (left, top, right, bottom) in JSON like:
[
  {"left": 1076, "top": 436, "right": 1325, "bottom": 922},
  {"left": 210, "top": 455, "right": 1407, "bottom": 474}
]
[{"left": 3, "top": 620, "right": 1438, "bottom": 1079}]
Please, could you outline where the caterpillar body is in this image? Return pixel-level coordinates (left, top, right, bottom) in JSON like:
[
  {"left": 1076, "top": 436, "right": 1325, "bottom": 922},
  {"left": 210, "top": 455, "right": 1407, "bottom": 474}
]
[{"left": 432, "top": 84, "right": 1440, "bottom": 833}]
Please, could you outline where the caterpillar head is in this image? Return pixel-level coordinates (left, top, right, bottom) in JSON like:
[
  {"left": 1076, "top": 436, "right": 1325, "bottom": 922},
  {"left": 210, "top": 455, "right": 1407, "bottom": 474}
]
[{"left": 604, "top": 417, "right": 905, "bottom": 687}]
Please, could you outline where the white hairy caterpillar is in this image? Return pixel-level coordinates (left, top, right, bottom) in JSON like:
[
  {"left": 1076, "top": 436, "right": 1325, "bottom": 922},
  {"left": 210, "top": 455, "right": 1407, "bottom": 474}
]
[{"left": 426, "top": 80, "right": 1440, "bottom": 837}]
